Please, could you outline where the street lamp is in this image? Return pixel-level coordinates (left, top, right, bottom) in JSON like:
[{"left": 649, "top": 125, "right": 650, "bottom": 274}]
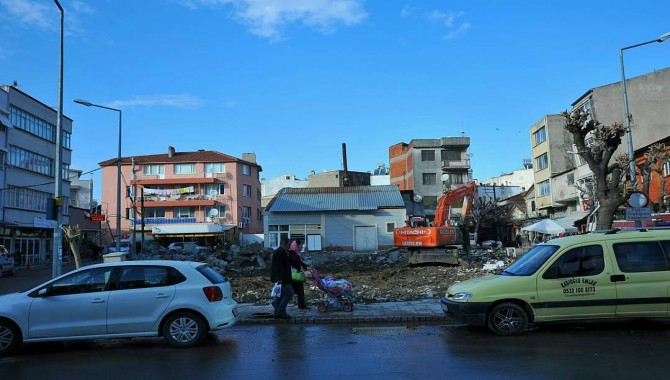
[
  {"left": 52, "top": 0, "right": 64, "bottom": 278},
  {"left": 74, "top": 99, "right": 122, "bottom": 253},
  {"left": 619, "top": 32, "right": 670, "bottom": 189}
]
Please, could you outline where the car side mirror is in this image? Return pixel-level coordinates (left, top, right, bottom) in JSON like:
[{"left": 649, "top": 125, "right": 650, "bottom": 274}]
[{"left": 38, "top": 288, "right": 49, "bottom": 297}]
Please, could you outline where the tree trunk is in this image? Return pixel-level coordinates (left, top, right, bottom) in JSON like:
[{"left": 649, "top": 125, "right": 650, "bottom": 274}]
[{"left": 62, "top": 226, "right": 83, "bottom": 269}]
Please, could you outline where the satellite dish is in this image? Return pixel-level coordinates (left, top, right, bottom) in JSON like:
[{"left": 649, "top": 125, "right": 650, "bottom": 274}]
[
  {"left": 90, "top": 200, "right": 99, "bottom": 208},
  {"left": 413, "top": 194, "right": 423, "bottom": 203},
  {"left": 441, "top": 174, "right": 450, "bottom": 182},
  {"left": 208, "top": 209, "right": 219, "bottom": 217},
  {"left": 209, "top": 190, "right": 218, "bottom": 197},
  {"left": 465, "top": 152, "right": 474, "bottom": 158}
]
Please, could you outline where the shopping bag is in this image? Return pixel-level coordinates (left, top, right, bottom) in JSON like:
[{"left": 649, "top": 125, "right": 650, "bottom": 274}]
[
  {"left": 291, "top": 271, "right": 306, "bottom": 283},
  {"left": 271, "top": 282, "right": 282, "bottom": 298}
]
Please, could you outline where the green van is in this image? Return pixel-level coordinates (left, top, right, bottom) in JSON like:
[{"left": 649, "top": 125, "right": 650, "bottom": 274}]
[{"left": 441, "top": 228, "right": 670, "bottom": 335}]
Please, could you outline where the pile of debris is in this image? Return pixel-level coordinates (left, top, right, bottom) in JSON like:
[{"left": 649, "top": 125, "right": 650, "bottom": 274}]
[{"left": 130, "top": 242, "right": 520, "bottom": 305}]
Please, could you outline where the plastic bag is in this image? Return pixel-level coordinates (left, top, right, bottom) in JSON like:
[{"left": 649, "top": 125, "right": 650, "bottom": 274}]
[
  {"left": 291, "top": 271, "right": 306, "bottom": 283},
  {"left": 271, "top": 282, "right": 282, "bottom": 298}
]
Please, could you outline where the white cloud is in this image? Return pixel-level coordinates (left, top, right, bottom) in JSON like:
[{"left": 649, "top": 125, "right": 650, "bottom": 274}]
[
  {"left": 0, "top": 0, "right": 54, "bottom": 30},
  {"left": 427, "top": 10, "right": 470, "bottom": 40},
  {"left": 107, "top": 94, "right": 204, "bottom": 109},
  {"left": 178, "top": 0, "right": 367, "bottom": 40},
  {"left": 0, "top": 0, "right": 92, "bottom": 36}
]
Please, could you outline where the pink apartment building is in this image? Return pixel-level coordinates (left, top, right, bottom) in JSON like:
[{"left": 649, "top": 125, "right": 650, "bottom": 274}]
[{"left": 98, "top": 147, "right": 262, "bottom": 245}]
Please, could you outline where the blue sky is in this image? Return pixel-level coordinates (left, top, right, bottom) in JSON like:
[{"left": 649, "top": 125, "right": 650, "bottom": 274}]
[{"left": 1, "top": 0, "right": 669, "bottom": 202}]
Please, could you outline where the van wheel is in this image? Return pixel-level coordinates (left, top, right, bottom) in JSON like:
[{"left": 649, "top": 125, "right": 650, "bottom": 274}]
[{"left": 487, "top": 303, "right": 528, "bottom": 336}]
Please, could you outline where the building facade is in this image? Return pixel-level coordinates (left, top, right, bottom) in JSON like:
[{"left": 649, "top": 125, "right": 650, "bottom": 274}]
[
  {"left": 263, "top": 185, "right": 406, "bottom": 251},
  {"left": 99, "top": 147, "right": 262, "bottom": 246},
  {"left": 0, "top": 84, "right": 73, "bottom": 265},
  {"left": 389, "top": 136, "right": 471, "bottom": 219}
]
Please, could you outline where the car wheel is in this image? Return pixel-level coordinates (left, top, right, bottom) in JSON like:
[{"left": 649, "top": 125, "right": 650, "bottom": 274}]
[
  {"left": 486, "top": 303, "right": 528, "bottom": 336},
  {"left": 0, "top": 320, "right": 21, "bottom": 356},
  {"left": 162, "top": 312, "right": 208, "bottom": 348},
  {"left": 343, "top": 303, "right": 353, "bottom": 312}
]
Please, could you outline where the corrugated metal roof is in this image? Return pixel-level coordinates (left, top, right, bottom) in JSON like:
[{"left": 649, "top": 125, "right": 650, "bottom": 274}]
[{"left": 267, "top": 185, "right": 404, "bottom": 212}]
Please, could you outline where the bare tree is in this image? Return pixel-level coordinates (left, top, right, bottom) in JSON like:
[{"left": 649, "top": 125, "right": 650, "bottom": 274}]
[
  {"left": 562, "top": 110, "right": 628, "bottom": 229},
  {"left": 62, "top": 225, "right": 83, "bottom": 269}
]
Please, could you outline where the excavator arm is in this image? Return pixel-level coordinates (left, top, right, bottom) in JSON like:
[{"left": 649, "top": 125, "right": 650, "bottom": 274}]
[{"left": 434, "top": 181, "right": 477, "bottom": 227}]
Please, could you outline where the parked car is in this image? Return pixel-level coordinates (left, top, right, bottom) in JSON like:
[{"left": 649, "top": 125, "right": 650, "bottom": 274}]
[
  {"left": 167, "top": 242, "right": 208, "bottom": 254},
  {"left": 0, "top": 245, "right": 16, "bottom": 278},
  {"left": 441, "top": 228, "right": 670, "bottom": 336},
  {"left": 0, "top": 260, "right": 238, "bottom": 355},
  {"left": 107, "top": 240, "right": 132, "bottom": 254}
]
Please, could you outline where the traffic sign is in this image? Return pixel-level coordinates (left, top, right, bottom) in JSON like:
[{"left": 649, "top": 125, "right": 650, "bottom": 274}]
[{"left": 625, "top": 207, "right": 651, "bottom": 221}]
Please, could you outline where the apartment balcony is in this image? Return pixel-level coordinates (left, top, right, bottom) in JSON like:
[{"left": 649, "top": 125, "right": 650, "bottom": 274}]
[
  {"left": 441, "top": 160, "right": 470, "bottom": 170},
  {"left": 132, "top": 217, "right": 198, "bottom": 225},
  {"left": 139, "top": 193, "right": 224, "bottom": 207}
]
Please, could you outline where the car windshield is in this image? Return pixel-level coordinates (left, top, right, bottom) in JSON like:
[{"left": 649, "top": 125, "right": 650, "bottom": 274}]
[{"left": 501, "top": 244, "right": 559, "bottom": 276}]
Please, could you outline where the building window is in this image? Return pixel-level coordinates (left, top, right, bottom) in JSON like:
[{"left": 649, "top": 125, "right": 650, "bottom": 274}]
[
  {"left": 567, "top": 173, "right": 575, "bottom": 186},
  {"left": 536, "top": 153, "right": 548, "bottom": 171},
  {"left": 242, "top": 206, "right": 251, "bottom": 220},
  {"left": 386, "top": 222, "right": 395, "bottom": 234},
  {"left": 534, "top": 127, "right": 547, "bottom": 146},
  {"left": 539, "top": 180, "right": 550, "bottom": 196},
  {"left": 10, "top": 105, "right": 71, "bottom": 149},
  {"left": 242, "top": 164, "right": 251, "bottom": 176},
  {"left": 143, "top": 208, "right": 165, "bottom": 218},
  {"left": 9, "top": 145, "right": 54, "bottom": 176},
  {"left": 440, "top": 150, "right": 461, "bottom": 161},
  {"left": 205, "top": 183, "right": 225, "bottom": 196},
  {"left": 423, "top": 196, "right": 438, "bottom": 210},
  {"left": 663, "top": 160, "right": 670, "bottom": 177},
  {"left": 206, "top": 206, "right": 225, "bottom": 220},
  {"left": 422, "top": 173, "right": 437, "bottom": 185},
  {"left": 449, "top": 173, "right": 466, "bottom": 184},
  {"left": 143, "top": 164, "right": 164, "bottom": 175},
  {"left": 242, "top": 184, "right": 251, "bottom": 197},
  {"left": 5, "top": 185, "right": 49, "bottom": 211},
  {"left": 421, "top": 150, "right": 435, "bottom": 161},
  {"left": 173, "top": 207, "right": 194, "bottom": 218},
  {"left": 268, "top": 225, "right": 290, "bottom": 248},
  {"left": 205, "top": 163, "right": 225, "bottom": 174},
  {"left": 174, "top": 163, "right": 195, "bottom": 174}
]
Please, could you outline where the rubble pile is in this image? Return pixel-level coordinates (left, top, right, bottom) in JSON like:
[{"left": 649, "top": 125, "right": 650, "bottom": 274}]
[{"left": 131, "top": 242, "right": 519, "bottom": 305}]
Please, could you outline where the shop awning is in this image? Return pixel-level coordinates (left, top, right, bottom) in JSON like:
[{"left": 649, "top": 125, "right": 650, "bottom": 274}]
[
  {"left": 553, "top": 212, "right": 589, "bottom": 230},
  {"left": 151, "top": 224, "right": 234, "bottom": 237}
]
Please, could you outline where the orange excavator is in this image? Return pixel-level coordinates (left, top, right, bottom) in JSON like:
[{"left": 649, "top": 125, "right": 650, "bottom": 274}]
[{"left": 394, "top": 181, "right": 477, "bottom": 264}]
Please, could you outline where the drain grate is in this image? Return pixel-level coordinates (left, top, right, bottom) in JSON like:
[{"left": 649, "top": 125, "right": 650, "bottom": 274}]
[{"left": 352, "top": 326, "right": 412, "bottom": 335}]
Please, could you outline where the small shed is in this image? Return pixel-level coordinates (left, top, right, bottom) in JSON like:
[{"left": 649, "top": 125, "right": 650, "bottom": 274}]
[{"left": 263, "top": 185, "right": 406, "bottom": 251}]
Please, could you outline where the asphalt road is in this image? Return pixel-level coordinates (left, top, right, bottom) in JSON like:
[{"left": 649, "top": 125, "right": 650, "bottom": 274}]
[{"left": 3, "top": 322, "right": 670, "bottom": 379}]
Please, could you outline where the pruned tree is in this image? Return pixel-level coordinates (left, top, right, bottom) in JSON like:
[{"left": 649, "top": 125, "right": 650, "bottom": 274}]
[
  {"left": 639, "top": 143, "right": 670, "bottom": 212},
  {"left": 62, "top": 225, "right": 83, "bottom": 269},
  {"left": 468, "top": 195, "right": 513, "bottom": 243},
  {"left": 562, "top": 110, "right": 628, "bottom": 229}
]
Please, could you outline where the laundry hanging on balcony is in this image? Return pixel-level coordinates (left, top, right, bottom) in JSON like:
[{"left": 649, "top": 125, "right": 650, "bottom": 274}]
[{"left": 142, "top": 186, "right": 194, "bottom": 196}]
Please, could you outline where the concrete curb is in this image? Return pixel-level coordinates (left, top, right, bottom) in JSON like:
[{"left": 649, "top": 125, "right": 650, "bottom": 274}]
[{"left": 237, "top": 314, "right": 451, "bottom": 325}]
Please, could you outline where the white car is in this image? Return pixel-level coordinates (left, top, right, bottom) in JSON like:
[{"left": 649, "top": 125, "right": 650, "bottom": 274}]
[
  {"left": 0, "top": 260, "right": 238, "bottom": 355},
  {"left": 167, "top": 242, "right": 208, "bottom": 254},
  {"left": 0, "top": 245, "right": 15, "bottom": 278},
  {"left": 107, "top": 240, "right": 132, "bottom": 253}
]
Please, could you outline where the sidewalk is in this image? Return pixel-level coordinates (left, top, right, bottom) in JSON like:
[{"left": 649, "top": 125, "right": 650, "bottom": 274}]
[{"left": 236, "top": 299, "right": 450, "bottom": 325}]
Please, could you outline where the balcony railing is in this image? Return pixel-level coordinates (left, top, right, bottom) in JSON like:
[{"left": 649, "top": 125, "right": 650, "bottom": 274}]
[
  {"left": 131, "top": 217, "right": 196, "bottom": 225},
  {"left": 441, "top": 160, "right": 470, "bottom": 170}
]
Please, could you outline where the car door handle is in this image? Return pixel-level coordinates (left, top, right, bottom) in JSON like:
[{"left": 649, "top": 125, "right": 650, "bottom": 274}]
[
  {"left": 610, "top": 274, "right": 626, "bottom": 282},
  {"left": 91, "top": 298, "right": 106, "bottom": 303},
  {"left": 155, "top": 294, "right": 170, "bottom": 299}
]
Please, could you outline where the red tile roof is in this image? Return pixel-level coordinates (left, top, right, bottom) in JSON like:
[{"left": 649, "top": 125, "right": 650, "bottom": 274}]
[{"left": 99, "top": 150, "right": 262, "bottom": 171}]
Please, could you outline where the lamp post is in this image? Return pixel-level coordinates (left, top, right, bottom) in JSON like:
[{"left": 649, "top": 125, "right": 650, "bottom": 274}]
[
  {"left": 619, "top": 32, "right": 670, "bottom": 189},
  {"left": 52, "top": 0, "right": 64, "bottom": 278},
  {"left": 74, "top": 99, "right": 122, "bottom": 253}
]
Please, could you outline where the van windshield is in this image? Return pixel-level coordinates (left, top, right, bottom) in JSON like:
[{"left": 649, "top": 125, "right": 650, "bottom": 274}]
[{"left": 501, "top": 245, "right": 559, "bottom": 276}]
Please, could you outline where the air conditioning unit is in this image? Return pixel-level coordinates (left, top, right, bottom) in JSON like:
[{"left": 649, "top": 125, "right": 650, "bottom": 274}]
[{"left": 238, "top": 222, "right": 246, "bottom": 228}]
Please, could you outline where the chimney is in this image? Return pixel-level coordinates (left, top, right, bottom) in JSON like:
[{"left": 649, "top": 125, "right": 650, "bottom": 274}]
[
  {"left": 168, "top": 146, "right": 175, "bottom": 158},
  {"left": 342, "top": 143, "right": 350, "bottom": 187},
  {"left": 242, "top": 153, "right": 256, "bottom": 163}
]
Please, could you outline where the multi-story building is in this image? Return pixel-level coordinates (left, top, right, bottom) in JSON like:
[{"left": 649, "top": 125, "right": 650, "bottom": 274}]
[
  {"left": 99, "top": 147, "right": 262, "bottom": 245},
  {"left": 68, "top": 168, "right": 93, "bottom": 210},
  {"left": 529, "top": 114, "right": 577, "bottom": 217},
  {"left": 571, "top": 67, "right": 670, "bottom": 208},
  {"left": 389, "top": 136, "right": 471, "bottom": 219},
  {"left": 261, "top": 173, "right": 308, "bottom": 208},
  {"left": 0, "top": 84, "right": 72, "bottom": 265}
]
